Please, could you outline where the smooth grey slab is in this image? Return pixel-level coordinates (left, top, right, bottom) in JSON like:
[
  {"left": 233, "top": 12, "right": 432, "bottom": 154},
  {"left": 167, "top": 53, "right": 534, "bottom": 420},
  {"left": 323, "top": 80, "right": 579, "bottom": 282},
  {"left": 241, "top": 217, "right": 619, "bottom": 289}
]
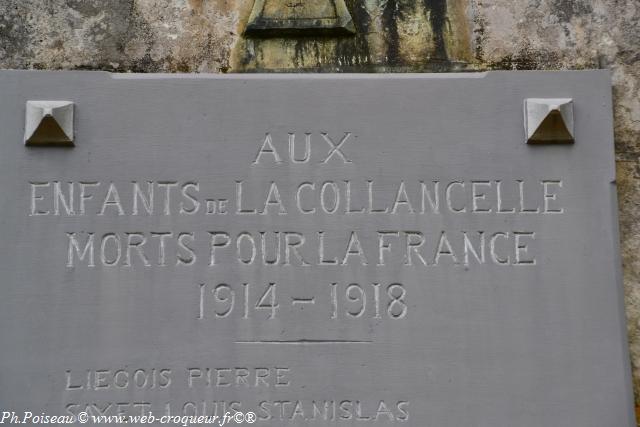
[{"left": 0, "top": 70, "right": 633, "bottom": 426}]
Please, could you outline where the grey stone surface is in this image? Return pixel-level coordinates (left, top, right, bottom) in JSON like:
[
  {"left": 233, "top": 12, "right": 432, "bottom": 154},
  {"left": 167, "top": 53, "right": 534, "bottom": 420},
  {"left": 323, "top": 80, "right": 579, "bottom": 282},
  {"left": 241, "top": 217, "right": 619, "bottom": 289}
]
[{"left": 0, "top": 70, "right": 633, "bottom": 426}]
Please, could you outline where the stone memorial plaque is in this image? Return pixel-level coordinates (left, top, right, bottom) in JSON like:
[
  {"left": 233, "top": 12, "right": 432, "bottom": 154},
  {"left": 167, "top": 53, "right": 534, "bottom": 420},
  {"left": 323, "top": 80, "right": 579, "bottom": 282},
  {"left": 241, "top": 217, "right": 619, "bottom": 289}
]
[{"left": 0, "top": 71, "right": 634, "bottom": 426}]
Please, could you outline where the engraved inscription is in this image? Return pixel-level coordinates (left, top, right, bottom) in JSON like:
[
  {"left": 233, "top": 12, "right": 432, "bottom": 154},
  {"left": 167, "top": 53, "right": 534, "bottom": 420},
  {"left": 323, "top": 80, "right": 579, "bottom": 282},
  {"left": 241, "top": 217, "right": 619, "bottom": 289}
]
[
  {"left": 26, "top": 130, "right": 567, "bottom": 423},
  {"left": 197, "top": 282, "right": 408, "bottom": 320}
]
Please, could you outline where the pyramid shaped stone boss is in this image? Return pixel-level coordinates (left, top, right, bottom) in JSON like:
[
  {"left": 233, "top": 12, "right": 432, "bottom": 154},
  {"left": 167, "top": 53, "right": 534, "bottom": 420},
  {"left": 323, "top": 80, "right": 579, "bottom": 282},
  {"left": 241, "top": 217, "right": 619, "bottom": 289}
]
[
  {"left": 524, "top": 98, "right": 574, "bottom": 144},
  {"left": 24, "top": 100, "right": 74, "bottom": 146},
  {"left": 245, "top": 0, "right": 355, "bottom": 36}
]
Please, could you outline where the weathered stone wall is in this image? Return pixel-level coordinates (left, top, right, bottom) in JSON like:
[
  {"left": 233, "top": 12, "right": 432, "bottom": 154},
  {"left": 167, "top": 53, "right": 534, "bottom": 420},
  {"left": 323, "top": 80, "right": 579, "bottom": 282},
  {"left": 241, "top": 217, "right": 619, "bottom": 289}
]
[{"left": 1, "top": 0, "right": 639, "bottom": 415}]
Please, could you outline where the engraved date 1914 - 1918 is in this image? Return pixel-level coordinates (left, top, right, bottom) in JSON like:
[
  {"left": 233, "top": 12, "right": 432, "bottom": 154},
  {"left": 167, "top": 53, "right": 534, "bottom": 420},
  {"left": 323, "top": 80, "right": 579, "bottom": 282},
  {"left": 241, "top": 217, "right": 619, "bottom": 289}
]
[{"left": 198, "top": 282, "right": 407, "bottom": 320}]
